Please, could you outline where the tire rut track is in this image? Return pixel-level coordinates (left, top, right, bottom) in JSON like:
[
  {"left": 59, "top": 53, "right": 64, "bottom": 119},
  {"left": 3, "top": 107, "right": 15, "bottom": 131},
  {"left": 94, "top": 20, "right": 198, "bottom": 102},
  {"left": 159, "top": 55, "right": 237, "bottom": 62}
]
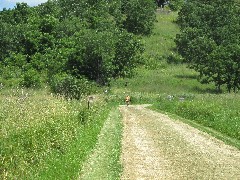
[{"left": 120, "top": 105, "right": 240, "bottom": 179}]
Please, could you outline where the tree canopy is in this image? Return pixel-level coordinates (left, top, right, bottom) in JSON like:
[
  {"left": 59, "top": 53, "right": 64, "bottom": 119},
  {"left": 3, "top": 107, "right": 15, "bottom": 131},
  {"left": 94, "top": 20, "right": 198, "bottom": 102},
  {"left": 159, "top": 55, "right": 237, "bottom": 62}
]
[
  {"left": 0, "top": 0, "right": 156, "bottom": 97},
  {"left": 176, "top": 0, "right": 240, "bottom": 92}
]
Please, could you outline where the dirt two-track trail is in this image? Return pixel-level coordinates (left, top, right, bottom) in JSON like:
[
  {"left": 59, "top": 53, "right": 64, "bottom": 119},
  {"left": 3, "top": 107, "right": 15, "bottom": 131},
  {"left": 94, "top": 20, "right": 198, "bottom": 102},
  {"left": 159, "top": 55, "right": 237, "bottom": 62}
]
[{"left": 119, "top": 105, "right": 240, "bottom": 180}]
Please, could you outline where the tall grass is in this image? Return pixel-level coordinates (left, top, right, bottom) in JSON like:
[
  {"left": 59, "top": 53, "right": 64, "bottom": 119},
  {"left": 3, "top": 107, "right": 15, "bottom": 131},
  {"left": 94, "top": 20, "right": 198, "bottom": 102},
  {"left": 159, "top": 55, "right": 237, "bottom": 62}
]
[
  {"left": 0, "top": 88, "right": 110, "bottom": 179},
  {"left": 111, "top": 64, "right": 216, "bottom": 95},
  {"left": 79, "top": 108, "right": 123, "bottom": 180},
  {"left": 143, "top": 11, "right": 179, "bottom": 58},
  {"left": 35, "top": 104, "right": 111, "bottom": 179}
]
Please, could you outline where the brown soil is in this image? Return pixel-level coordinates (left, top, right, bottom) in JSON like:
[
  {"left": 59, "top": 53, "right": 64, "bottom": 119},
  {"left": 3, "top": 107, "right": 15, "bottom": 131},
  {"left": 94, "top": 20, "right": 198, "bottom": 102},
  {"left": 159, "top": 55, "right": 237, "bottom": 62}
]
[{"left": 119, "top": 105, "right": 240, "bottom": 179}]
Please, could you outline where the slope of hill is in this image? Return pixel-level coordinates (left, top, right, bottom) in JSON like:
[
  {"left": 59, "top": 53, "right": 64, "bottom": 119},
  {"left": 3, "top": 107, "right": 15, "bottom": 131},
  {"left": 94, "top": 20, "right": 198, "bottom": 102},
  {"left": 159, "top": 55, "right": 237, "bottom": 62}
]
[{"left": 111, "top": 11, "right": 216, "bottom": 95}]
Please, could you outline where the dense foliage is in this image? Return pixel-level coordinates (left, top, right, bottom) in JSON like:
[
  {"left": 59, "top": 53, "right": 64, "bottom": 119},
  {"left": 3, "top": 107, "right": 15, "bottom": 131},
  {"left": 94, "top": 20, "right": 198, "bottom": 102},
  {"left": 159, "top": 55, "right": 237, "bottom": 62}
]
[
  {"left": 121, "top": 0, "right": 156, "bottom": 34},
  {"left": 0, "top": 0, "right": 156, "bottom": 97},
  {"left": 168, "top": 0, "right": 185, "bottom": 11},
  {"left": 175, "top": 0, "right": 240, "bottom": 92}
]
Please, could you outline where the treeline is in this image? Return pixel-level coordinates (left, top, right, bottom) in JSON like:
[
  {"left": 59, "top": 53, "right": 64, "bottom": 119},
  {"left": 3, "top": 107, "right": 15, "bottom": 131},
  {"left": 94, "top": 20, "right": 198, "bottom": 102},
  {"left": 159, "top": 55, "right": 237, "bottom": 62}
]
[
  {"left": 176, "top": 0, "right": 240, "bottom": 92},
  {"left": 0, "top": 0, "right": 156, "bottom": 98}
]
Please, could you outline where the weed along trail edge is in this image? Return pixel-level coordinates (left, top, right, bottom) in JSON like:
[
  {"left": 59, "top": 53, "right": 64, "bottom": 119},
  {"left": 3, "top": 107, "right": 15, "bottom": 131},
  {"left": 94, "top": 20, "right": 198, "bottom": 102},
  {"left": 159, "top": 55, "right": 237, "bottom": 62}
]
[
  {"left": 79, "top": 108, "right": 122, "bottom": 180},
  {"left": 119, "top": 105, "right": 240, "bottom": 179}
]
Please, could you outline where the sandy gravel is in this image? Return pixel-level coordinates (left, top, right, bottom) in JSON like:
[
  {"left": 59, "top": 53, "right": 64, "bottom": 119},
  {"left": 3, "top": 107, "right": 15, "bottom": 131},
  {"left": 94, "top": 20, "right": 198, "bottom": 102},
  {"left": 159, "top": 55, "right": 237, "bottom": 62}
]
[{"left": 119, "top": 105, "right": 240, "bottom": 180}]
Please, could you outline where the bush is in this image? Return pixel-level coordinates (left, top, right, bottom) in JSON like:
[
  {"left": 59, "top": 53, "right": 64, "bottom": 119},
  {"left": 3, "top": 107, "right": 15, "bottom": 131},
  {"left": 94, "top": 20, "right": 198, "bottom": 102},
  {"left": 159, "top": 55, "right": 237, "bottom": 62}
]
[
  {"left": 168, "top": 0, "right": 184, "bottom": 11},
  {"left": 50, "top": 73, "right": 96, "bottom": 100},
  {"left": 166, "top": 52, "right": 183, "bottom": 64},
  {"left": 78, "top": 107, "right": 91, "bottom": 125},
  {"left": 121, "top": 0, "right": 156, "bottom": 35},
  {"left": 21, "top": 68, "right": 42, "bottom": 88},
  {"left": 113, "top": 30, "right": 144, "bottom": 77}
]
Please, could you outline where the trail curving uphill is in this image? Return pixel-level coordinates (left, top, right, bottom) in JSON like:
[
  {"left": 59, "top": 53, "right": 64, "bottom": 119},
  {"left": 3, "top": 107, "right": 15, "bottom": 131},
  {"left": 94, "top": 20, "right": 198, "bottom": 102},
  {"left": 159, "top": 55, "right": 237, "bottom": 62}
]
[{"left": 119, "top": 105, "right": 240, "bottom": 179}]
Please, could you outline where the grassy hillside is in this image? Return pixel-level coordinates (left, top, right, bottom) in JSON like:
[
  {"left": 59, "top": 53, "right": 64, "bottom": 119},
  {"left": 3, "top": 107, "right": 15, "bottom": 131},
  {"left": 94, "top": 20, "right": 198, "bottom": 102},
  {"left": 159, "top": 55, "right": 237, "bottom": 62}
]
[{"left": 111, "top": 12, "right": 215, "bottom": 95}]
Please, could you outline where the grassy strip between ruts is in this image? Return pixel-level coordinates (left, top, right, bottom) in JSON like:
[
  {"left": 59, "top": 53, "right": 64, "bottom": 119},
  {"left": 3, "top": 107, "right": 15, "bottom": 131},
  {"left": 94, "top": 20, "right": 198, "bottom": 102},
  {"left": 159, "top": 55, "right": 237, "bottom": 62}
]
[{"left": 78, "top": 107, "right": 123, "bottom": 180}]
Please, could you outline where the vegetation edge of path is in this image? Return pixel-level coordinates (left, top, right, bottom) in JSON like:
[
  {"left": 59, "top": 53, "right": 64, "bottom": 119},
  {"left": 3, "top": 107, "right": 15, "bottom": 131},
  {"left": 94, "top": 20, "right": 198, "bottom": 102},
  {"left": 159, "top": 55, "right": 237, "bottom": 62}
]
[
  {"left": 150, "top": 106, "right": 240, "bottom": 150},
  {"left": 79, "top": 107, "right": 123, "bottom": 180}
]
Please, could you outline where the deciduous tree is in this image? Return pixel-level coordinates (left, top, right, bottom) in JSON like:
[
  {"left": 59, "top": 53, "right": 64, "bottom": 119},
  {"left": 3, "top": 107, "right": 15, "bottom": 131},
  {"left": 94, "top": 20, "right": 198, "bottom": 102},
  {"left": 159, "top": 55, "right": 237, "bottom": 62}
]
[{"left": 176, "top": 0, "right": 240, "bottom": 92}]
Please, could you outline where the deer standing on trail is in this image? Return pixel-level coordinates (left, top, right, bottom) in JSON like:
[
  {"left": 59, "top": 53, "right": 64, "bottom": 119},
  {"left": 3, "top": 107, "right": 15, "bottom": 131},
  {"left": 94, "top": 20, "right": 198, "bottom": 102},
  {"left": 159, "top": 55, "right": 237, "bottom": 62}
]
[{"left": 125, "top": 95, "right": 131, "bottom": 106}]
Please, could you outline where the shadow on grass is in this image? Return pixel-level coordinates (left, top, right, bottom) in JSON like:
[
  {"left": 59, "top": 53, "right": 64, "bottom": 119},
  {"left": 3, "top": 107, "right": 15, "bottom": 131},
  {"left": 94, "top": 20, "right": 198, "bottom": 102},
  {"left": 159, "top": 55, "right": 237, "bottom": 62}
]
[
  {"left": 192, "top": 86, "right": 221, "bottom": 94},
  {"left": 175, "top": 74, "right": 198, "bottom": 80}
]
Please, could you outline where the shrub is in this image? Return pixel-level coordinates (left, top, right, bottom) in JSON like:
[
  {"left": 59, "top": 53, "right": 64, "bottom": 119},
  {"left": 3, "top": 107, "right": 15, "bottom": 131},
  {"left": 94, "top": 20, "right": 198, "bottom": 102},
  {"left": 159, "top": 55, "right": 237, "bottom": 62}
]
[
  {"left": 21, "top": 68, "right": 42, "bottom": 88},
  {"left": 168, "top": 0, "right": 185, "bottom": 11},
  {"left": 166, "top": 52, "right": 183, "bottom": 64},
  {"left": 50, "top": 73, "right": 96, "bottom": 100},
  {"left": 121, "top": 0, "right": 156, "bottom": 35},
  {"left": 78, "top": 107, "right": 91, "bottom": 125}
]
